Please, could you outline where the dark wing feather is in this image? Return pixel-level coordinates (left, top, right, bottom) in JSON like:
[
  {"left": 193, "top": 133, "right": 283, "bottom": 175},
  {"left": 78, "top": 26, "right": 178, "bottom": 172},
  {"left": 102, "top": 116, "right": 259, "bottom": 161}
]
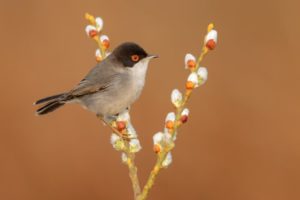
[
  {"left": 69, "top": 81, "right": 110, "bottom": 98},
  {"left": 67, "top": 56, "right": 120, "bottom": 98}
]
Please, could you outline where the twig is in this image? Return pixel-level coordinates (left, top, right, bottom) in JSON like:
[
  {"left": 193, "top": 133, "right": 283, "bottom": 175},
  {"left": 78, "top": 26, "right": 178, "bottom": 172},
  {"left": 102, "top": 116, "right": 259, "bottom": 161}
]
[
  {"left": 137, "top": 46, "right": 209, "bottom": 200},
  {"left": 126, "top": 152, "right": 141, "bottom": 199},
  {"left": 99, "top": 117, "right": 142, "bottom": 199}
]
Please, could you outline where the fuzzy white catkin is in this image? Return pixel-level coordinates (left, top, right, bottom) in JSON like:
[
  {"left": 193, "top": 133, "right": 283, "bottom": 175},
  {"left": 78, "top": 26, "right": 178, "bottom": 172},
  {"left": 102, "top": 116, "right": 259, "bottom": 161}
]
[
  {"left": 117, "top": 110, "right": 130, "bottom": 121},
  {"left": 85, "top": 25, "right": 96, "bottom": 36},
  {"left": 95, "top": 17, "right": 104, "bottom": 31},
  {"left": 205, "top": 30, "right": 218, "bottom": 43},
  {"left": 184, "top": 53, "right": 196, "bottom": 68},
  {"left": 197, "top": 67, "right": 208, "bottom": 84},
  {"left": 181, "top": 108, "right": 190, "bottom": 116},
  {"left": 165, "top": 112, "right": 176, "bottom": 122},
  {"left": 100, "top": 35, "right": 109, "bottom": 43},
  {"left": 171, "top": 89, "right": 183, "bottom": 107},
  {"left": 153, "top": 132, "right": 164, "bottom": 144},
  {"left": 187, "top": 72, "right": 199, "bottom": 87},
  {"left": 127, "top": 123, "right": 137, "bottom": 138},
  {"left": 121, "top": 153, "right": 128, "bottom": 163},
  {"left": 129, "top": 139, "right": 142, "bottom": 153},
  {"left": 110, "top": 133, "right": 120, "bottom": 145},
  {"left": 95, "top": 49, "right": 101, "bottom": 57}
]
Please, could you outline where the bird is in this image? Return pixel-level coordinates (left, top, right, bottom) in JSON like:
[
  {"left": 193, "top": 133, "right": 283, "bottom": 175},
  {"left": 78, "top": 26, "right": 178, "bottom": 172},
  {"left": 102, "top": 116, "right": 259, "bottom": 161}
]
[{"left": 34, "top": 42, "right": 157, "bottom": 121}]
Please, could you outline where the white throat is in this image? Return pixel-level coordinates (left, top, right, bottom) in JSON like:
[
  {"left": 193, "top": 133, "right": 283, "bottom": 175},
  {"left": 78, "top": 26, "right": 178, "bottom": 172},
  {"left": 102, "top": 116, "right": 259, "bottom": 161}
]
[
  {"left": 131, "top": 59, "right": 150, "bottom": 80},
  {"left": 129, "top": 58, "right": 150, "bottom": 93}
]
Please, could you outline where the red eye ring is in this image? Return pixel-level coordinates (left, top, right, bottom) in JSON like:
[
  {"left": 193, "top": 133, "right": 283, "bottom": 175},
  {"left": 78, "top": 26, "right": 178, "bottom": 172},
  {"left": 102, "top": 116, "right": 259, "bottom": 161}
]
[{"left": 131, "top": 54, "right": 139, "bottom": 62}]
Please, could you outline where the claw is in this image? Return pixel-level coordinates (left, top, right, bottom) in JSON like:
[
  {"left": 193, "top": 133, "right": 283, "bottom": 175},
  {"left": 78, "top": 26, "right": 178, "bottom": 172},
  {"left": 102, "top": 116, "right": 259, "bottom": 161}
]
[{"left": 120, "top": 132, "right": 131, "bottom": 141}]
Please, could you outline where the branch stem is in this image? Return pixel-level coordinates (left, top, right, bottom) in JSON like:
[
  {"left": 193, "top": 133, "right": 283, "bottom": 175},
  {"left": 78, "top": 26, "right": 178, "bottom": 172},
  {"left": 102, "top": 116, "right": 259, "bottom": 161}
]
[
  {"left": 99, "top": 117, "right": 141, "bottom": 199},
  {"left": 126, "top": 152, "right": 141, "bottom": 199},
  {"left": 137, "top": 45, "right": 209, "bottom": 200}
]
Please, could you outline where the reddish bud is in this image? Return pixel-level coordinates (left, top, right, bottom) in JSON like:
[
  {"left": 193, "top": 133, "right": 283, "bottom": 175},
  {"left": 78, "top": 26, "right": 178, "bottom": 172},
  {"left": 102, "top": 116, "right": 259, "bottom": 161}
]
[
  {"left": 116, "top": 121, "right": 126, "bottom": 132},
  {"left": 89, "top": 30, "right": 98, "bottom": 38},
  {"left": 206, "top": 39, "right": 216, "bottom": 50},
  {"left": 96, "top": 56, "right": 102, "bottom": 62},
  {"left": 153, "top": 144, "right": 161, "bottom": 153},
  {"left": 187, "top": 60, "right": 196, "bottom": 69},
  {"left": 185, "top": 81, "right": 195, "bottom": 90},
  {"left": 102, "top": 39, "right": 110, "bottom": 49},
  {"left": 166, "top": 120, "right": 174, "bottom": 129},
  {"left": 180, "top": 115, "right": 188, "bottom": 123}
]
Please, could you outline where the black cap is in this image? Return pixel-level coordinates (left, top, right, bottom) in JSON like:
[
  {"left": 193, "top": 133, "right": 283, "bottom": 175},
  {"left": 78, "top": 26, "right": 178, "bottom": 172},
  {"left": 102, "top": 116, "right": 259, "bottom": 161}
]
[{"left": 113, "top": 42, "right": 149, "bottom": 67}]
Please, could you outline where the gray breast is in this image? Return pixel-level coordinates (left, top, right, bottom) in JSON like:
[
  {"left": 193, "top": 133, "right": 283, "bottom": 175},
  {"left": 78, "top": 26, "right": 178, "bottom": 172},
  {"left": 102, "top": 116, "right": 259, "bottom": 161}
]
[
  {"left": 77, "top": 57, "right": 149, "bottom": 117},
  {"left": 79, "top": 72, "right": 145, "bottom": 117}
]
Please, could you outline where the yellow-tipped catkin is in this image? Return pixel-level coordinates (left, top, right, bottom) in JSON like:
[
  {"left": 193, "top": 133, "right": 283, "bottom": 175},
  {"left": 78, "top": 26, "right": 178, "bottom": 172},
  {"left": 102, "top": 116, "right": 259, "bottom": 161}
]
[
  {"left": 207, "top": 23, "right": 214, "bottom": 32},
  {"left": 85, "top": 13, "right": 96, "bottom": 25}
]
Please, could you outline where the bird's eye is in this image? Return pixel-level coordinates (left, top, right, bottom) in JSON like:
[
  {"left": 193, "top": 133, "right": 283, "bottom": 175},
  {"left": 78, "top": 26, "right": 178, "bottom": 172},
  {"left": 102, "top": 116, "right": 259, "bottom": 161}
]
[{"left": 131, "top": 54, "right": 139, "bottom": 62}]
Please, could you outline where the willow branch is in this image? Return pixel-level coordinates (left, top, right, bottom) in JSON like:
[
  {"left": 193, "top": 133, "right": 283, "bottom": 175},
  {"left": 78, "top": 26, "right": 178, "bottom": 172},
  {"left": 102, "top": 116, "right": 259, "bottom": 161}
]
[{"left": 137, "top": 45, "right": 210, "bottom": 200}]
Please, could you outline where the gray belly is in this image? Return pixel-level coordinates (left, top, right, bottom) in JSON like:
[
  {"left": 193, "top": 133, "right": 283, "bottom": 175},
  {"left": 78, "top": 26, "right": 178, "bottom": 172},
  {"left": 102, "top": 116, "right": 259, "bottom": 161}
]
[
  {"left": 77, "top": 81, "right": 143, "bottom": 117},
  {"left": 75, "top": 62, "right": 149, "bottom": 117}
]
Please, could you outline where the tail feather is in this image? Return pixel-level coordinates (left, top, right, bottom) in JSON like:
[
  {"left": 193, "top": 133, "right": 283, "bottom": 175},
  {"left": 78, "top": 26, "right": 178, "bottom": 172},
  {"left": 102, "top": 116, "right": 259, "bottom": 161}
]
[
  {"left": 34, "top": 93, "right": 65, "bottom": 105},
  {"left": 36, "top": 101, "right": 65, "bottom": 115},
  {"left": 34, "top": 93, "right": 69, "bottom": 115}
]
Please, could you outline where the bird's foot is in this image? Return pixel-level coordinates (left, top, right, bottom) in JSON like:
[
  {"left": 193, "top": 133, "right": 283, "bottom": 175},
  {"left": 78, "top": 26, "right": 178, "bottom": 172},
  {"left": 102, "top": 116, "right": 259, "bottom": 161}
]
[{"left": 98, "top": 115, "right": 132, "bottom": 141}]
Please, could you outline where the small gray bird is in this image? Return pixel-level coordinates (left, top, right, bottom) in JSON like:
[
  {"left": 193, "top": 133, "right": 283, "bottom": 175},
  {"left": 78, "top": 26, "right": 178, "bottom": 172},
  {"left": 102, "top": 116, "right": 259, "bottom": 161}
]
[{"left": 34, "top": 42, "right": 157, "bottom": 118}]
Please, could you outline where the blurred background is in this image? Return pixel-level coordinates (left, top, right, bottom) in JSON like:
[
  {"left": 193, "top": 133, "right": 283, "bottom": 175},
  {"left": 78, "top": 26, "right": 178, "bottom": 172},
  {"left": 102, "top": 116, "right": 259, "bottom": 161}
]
[{"left": 0, "top": 0, "right": 300, "bottom": 199}]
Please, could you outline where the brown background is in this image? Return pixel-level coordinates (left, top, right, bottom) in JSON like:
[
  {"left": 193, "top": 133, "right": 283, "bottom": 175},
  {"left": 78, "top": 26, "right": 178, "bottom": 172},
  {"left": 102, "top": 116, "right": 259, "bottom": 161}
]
[{"left": 0, "top": 0, "right": 299, "bottom": 199}]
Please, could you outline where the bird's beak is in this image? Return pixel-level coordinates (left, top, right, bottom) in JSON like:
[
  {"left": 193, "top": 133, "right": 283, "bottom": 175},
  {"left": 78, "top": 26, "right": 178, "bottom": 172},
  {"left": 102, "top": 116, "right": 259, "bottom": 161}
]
[{"left": 147, "top": 54, "right": 159, "bottom": 59}]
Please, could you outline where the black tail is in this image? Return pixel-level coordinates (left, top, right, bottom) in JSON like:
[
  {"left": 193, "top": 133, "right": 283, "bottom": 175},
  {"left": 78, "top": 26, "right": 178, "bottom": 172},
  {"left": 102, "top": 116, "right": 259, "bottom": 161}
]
[
  {"left": 34, "top": 93, "right": 67, "bottom": 115},
  {"left": 34, "top": 93, "right": 65, "bottom": 105},
  {"left": 36, "top": 101, "right": 65, "bottom": 115}
]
